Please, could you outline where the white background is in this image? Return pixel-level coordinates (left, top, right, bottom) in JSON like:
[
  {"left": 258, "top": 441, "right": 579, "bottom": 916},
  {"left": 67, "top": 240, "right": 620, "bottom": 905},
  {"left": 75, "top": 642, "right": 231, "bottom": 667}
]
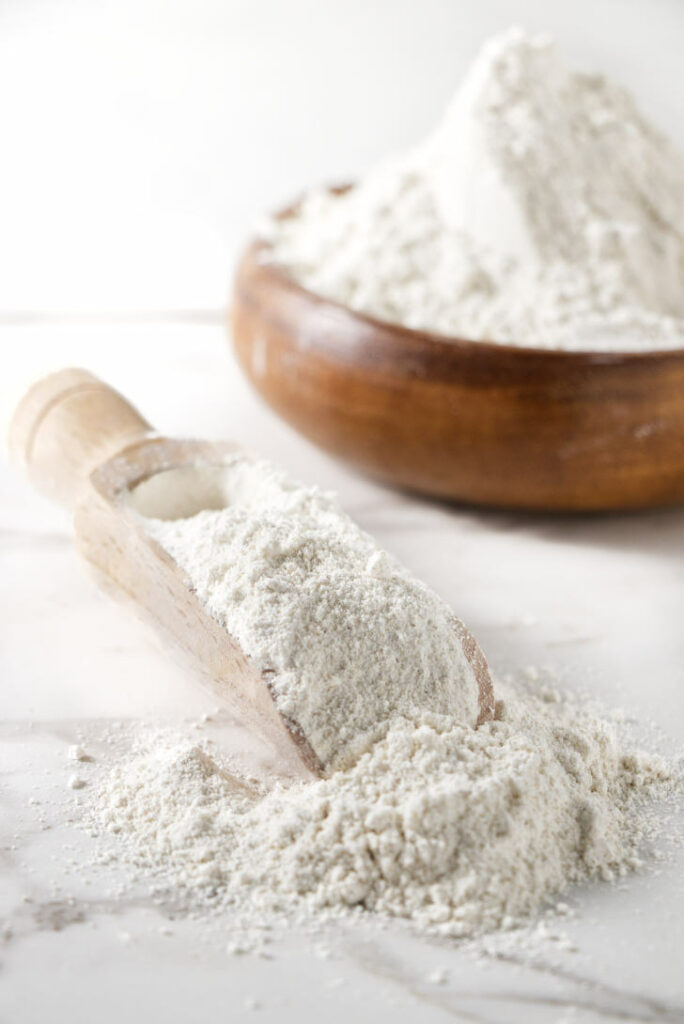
[{"left": 1, "top": 0, "right": 683, "bottom": 315}]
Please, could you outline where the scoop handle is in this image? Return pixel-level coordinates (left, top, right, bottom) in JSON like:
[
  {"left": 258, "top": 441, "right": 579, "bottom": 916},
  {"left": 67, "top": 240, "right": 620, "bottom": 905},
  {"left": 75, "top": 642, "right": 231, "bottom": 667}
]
[{"left": 8, "top": 368, "right": 153, "bottom": 510}]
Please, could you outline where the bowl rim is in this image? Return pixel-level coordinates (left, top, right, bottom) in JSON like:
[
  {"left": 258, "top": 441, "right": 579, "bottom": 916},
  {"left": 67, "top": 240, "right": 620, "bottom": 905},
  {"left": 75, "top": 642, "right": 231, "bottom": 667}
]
[{"left": 248, "top": 188, "right": 684, "bottom": 367}]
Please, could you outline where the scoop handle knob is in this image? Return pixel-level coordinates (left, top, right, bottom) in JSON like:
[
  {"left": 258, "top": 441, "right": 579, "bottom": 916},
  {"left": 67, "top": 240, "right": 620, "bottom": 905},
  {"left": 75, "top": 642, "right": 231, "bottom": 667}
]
[{"left": 8, "top": 368, "right": 152, "bottom": 510}]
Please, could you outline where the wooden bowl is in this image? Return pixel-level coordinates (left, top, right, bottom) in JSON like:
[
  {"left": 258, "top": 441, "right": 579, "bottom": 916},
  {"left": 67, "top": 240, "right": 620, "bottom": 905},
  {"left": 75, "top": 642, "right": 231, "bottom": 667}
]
[{"left": 231, "top": 238, "right": 684, "bottom": 512}]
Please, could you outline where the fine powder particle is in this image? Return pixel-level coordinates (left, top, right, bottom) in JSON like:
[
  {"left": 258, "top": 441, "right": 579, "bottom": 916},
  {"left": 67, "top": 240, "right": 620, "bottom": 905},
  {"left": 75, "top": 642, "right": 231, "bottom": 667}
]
[
  {"left": 266, "top": 29, "right": 684, "bottom": 351},
  {"left": 137, "top": 456, "right": 483, "bottom": 771},
  {"left": 108, "top": 456, "right": 681, "bottom": 938},
  {"left": 97, "top": 684, "right": 673, "bottom": 938}
]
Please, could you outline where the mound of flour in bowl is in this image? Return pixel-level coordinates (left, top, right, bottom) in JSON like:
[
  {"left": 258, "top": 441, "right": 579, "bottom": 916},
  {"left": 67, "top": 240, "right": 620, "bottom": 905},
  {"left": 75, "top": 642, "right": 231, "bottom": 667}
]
[
  {"left": 97, "top": 682, "right": 675, "bottom": 937},
  {"left": 137, "top": 456, "right": 486, "bottom": 771},
  {"left": 267, "top": 28, "right": 684, "bottom": 350}
]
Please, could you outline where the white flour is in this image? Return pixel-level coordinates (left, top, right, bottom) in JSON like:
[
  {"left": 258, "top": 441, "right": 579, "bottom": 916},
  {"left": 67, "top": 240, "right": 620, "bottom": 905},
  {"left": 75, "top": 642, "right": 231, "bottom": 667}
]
[
  {"left": 137, "top": 457, "right": 486, "bottom": 771},
  {"left": 98, "top": 684, "right": 674, "bottom": 938},
  {"left": 102, "top": 457, "right": 682, "bottom": 938},
  {"left": 267, "top": 29, "right": 684, "bottom": 350}
]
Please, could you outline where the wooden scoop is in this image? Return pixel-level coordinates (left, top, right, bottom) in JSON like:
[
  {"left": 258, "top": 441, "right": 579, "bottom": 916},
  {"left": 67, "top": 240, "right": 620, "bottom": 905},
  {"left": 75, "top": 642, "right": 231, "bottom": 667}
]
[{"left": 9, "top": 369, "right": 495, "bottom": 779}]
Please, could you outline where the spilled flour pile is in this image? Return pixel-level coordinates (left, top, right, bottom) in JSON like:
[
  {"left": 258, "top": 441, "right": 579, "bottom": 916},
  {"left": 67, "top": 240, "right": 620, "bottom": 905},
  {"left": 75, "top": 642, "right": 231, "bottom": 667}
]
[
  {"left": 93, "top": 456, "right": 681, "bottom": 938},
  {"left": 98, "top": 686, "right": 672, "bottom": 937},
  {"left": 267, "top": 29, "right": 684, "bottom": 350}
]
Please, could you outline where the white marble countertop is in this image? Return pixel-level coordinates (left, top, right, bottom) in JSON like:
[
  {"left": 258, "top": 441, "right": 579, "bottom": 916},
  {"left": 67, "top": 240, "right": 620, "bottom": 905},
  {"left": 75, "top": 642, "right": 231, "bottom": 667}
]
[{"left": 2, "top": 323, "right": 684, "bottom": 1024}]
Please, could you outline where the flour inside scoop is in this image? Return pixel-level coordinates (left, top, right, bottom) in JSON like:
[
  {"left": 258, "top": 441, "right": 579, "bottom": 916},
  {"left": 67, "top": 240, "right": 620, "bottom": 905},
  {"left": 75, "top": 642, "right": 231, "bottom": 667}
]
[{"left": 134, "top": 455, "right": 491, "bottom": 771}]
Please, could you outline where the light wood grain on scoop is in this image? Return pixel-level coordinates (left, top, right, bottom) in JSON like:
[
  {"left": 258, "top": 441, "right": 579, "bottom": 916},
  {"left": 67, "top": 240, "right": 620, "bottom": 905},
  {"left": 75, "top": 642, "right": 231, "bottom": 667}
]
[{"left": 9, "top": 369, "right": 494, "bottom": 778}]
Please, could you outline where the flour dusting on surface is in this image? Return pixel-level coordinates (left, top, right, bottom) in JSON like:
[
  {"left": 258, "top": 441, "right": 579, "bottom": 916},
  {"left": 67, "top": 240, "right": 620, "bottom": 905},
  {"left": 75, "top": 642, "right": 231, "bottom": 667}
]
[
  {"left": 96, "top": 682, "right": 676, "bottom": 938},
  {"left": 267, "top": 29, "right": 684, "bottom": 350}
]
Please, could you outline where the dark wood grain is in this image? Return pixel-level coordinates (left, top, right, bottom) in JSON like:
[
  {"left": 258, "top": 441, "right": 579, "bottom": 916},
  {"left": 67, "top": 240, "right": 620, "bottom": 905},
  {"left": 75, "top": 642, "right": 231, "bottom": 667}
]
[{"left": 232, "top": 238, "right": 684, "bottom": 512}]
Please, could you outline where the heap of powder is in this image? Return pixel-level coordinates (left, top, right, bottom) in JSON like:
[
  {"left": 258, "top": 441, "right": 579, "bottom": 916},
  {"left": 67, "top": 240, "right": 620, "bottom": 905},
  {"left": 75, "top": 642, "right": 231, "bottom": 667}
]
[
  {"left": 138, "top": 456, "right": 482, "bottom": 770},
  {"left": 97, "top": 684, "right": 675, "bottom": 937},
  {"left": 117, "top": 456, "right": 681, "bottom": 936},
  {"left": 267, "top": 29, "right": 684, "bottom": 350}
]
